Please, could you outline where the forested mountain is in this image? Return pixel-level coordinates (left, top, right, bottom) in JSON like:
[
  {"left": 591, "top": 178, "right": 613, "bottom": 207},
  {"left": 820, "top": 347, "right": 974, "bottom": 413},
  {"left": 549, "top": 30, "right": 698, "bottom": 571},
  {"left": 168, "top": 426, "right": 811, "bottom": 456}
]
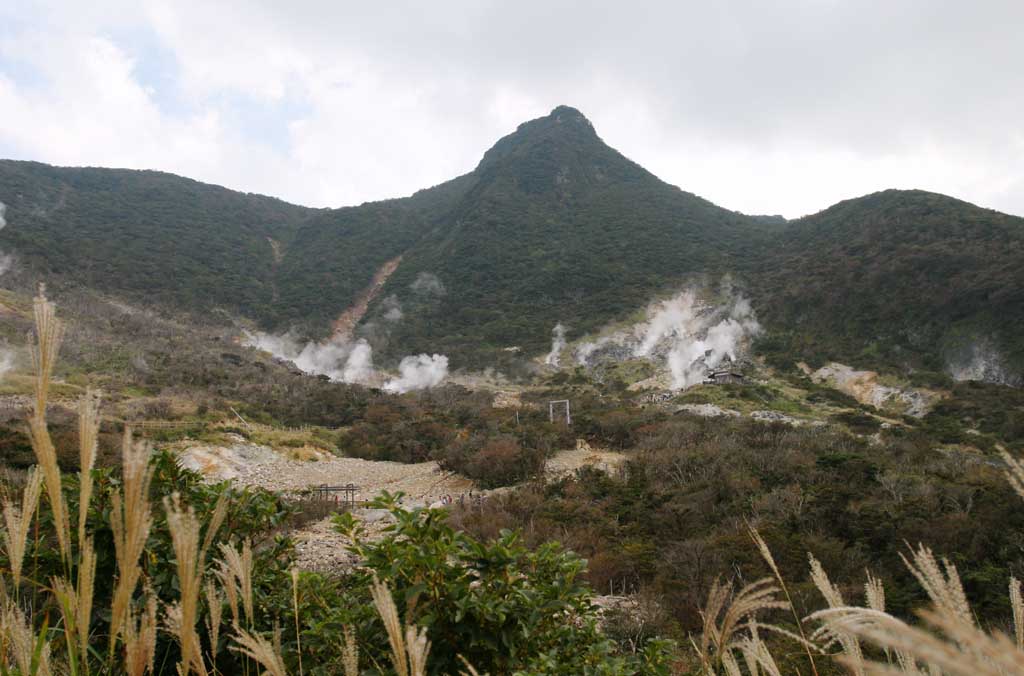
[
  {"left": 749, "top": 190, "right": 1024, "bottom": 381},
  {"left": 0, "top": 160, "right": 314, "bottom": 318},
  {"left": 363, "top": 106, "right": 774, "bottom": 363},
  {"left": 1, "top": 107, "right": 1022, "bottom": 381}
]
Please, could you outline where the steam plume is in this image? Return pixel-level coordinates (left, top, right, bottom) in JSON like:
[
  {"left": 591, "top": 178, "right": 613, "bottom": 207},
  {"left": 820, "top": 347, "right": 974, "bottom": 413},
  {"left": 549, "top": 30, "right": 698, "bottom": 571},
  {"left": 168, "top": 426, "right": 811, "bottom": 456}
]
[
  {"left": 946, "top": 337, "right": 1021, "bottom": 387},
  {"left": 245, "top": 330, "right": 449, "bottom": 392},
  {"left": 381, "top": 295, "right": 403, "bottom": 322},
  {"left": 0, "top": 347, "right": 13, "bottom": 380},
  {"left": 0, "top": 201, "right": 10, "bottom": 276},
  {"left": 573, "top": 288, "right": 761, "bottom": 390},
  {"left": 657, "top": 292, "right": 761, "bottom": 389},
  {"left": 243, "top": 331, "right": 378, "bottom": 385},
  {"left": 634, "top": 293, "right": 699, "bottom": 358},
  {"left": 544, "top": 323, "right": 567, "bottom": 366},
  {"left": 384, "top": 354, "right": 449, "bottom": 393},
  {"left": 341, "top": 339, "right": 375, "bottom": 383},
  {"left": 410, "top": 272, "right": 446, "bottom": 296},
  {"left": 575, "top": 336, "right": 612, "bottom": 365}
]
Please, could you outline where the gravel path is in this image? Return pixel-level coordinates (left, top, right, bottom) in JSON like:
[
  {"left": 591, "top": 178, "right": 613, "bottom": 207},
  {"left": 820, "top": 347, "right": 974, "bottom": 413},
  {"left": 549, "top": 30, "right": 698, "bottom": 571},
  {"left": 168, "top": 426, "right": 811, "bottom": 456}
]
[
  {"left": 177, "top": 439, "right": 625, "bottom": 572},
  {"left": 235, "top": 455, "right": 474, "bottom": 502}
]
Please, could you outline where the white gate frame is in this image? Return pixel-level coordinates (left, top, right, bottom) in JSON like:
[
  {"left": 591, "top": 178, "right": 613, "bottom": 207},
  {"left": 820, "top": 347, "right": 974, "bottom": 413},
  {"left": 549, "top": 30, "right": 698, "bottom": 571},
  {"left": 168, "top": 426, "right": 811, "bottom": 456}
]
[{"left": 548, "top": 400, "right": 571, "bottom": 425}]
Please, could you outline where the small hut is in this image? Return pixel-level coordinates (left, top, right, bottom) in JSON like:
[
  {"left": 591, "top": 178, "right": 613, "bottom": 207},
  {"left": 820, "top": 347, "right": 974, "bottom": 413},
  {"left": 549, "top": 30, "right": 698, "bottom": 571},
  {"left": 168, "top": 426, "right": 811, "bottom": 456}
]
[{"left": 704, "top": 369, "right": 745, "bottom": 385}]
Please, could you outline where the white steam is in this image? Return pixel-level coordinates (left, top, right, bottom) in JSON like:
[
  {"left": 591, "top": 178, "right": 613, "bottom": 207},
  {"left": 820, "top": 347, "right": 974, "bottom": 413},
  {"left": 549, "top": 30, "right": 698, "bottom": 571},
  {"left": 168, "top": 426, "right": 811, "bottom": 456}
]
[
  {"left": 573, "top": 289, "right": 761, "bottom": 390},
  {"left": 634, "top": 293, "right": 699, "bottom": 358},
  {"left": 946, "top": 338, "right": 1021, "bottom": 386},
  {"left": 575, "top": 336, "right": 613, "bottom": 365},
  {"left": 544, "top": 323, "right": 567, "bottom": 366},
  {"left": 245, "top": 330, "right": 449, "bottom": 392},
  {"left": 0, "top": 347, "right": 13, "bottom": 380},
  {"left": 0, "top": 201, "right": 10, "bottom": 276},
  {"left": 647, "top": 292, "right": 761, "bottom": 389},
  {"left": 384, "top": 354, "right": 449, "bottom": 393},
  {"left": 410, "top": 272, "right": 446, "bottom": 296},
  {"left": 243, "top": 331, "right": 378, "bottom": 385},
  {"left": 341, "top": 339, "right": 376, "bottom": 383},
  {"left": 381, "top": 295, "right": 403, "bottom": 322}
]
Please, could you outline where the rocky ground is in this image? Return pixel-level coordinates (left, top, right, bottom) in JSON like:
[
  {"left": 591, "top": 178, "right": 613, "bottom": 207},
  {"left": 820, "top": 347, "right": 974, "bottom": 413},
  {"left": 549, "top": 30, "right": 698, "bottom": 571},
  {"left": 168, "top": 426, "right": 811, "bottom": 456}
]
[
  {"left": 177, "top": 436, "right": 626, "bottom": 571},
  {"left": 804, "top": 362, "right": 942, "bottom": 417}
]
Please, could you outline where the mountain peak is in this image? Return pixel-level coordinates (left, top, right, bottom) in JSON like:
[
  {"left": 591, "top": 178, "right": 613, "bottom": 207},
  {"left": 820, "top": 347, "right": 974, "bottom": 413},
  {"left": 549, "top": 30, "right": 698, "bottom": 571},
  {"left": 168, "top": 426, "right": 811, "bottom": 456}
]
[
  {"left": 546, "top": 104, "right": 593, "bottom": 126},
  {"left": 516, "top": 105, "right": 596, "bottom": 139},
  {"left": 473, "top": 105, "right": 641, "bottom": 189}
]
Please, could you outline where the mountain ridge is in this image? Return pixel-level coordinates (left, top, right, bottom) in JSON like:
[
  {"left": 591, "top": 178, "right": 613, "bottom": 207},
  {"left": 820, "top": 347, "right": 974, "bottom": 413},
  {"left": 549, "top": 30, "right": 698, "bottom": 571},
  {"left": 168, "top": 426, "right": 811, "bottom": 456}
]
[{"left": 1, "top": 106, "right": 1022, "bottom": 382}]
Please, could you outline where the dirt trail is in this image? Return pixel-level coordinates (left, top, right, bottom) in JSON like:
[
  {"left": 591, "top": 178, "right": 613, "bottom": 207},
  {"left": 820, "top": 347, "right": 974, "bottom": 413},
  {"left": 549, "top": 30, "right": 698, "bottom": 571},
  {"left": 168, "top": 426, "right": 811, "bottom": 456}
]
[
  {"left": 331, "top": 255, "right": 402, "bottom": 340},
  {"left": 178, "top": 438, "right": 626, "bottom": 571},
  {"left": 265, "top": 237, "right": 284, "bottom": 265}
]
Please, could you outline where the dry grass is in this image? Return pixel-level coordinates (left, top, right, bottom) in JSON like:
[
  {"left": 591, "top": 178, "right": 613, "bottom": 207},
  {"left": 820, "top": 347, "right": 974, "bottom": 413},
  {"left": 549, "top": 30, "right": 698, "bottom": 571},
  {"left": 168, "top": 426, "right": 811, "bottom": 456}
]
[
  {"left": 109, "top": 427, "right": 155, "bottom": 652},
  {"left": 370, "top": 573, "right": 431, "bottom": 676},
  {"left": 123, "top": 589, "right": 158, "bottom": 676},
  {"left": 749, "top": 525, "right": 821, "bottom": 676},
  {"left": 2, "top": 600, "right": 53, "bottom": 675},
  {"left": 28, "top": 287, "right": 71, "bottom": 566},
  {"left": 802, "top": 543, "right": 1024, "bottom": 675},
  {"left": 77, "top": 389, "right": 100, "bottom": 547},
  {"left": 164, "top": 493, "right": 209, "bottom": 676},
  {"left": 290, "top": 566, "right": 303, "bottom": 676},
  {"left": 342, "top": 625, "right": 359, "bottom": 676},
  {"left": 231, "top": 627, "right": 289, "bottom": 676},
  {"left": 9, "top": 286, "right": 1024, "bottom": 676},
  {"left": 1, "top": 466, "right": 43, "bottom": 589},
  {"left": 217, "top": 539, "right": 254, "bottom": 627}
]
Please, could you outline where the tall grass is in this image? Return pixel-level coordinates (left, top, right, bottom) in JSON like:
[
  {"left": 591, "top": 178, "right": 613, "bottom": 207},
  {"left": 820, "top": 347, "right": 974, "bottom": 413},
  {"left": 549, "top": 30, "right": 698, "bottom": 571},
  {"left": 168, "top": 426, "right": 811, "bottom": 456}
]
[
  {"left": 0, "top": 289, "right": 435, "bottom": 675},
  {"left": 5, "top": 287, "right": 1024, "bottom": 675},
  {"left": 693, "top": 503, "right": 1024, "bottom": 674}
]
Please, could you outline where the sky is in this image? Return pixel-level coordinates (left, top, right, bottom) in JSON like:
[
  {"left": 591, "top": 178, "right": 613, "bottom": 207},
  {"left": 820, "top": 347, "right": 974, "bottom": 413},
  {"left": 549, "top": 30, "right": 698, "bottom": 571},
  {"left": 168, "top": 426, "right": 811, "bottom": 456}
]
[{"left": 1, "top": 0, "right": 1022, "bottom": 219}]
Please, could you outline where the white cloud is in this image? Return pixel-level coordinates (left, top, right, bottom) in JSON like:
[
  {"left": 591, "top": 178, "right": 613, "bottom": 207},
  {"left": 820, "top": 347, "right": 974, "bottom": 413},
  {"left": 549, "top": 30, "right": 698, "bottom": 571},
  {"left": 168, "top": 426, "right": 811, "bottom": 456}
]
[{"left": 1, "top": 0, "right": 1022, "bottom": 217}]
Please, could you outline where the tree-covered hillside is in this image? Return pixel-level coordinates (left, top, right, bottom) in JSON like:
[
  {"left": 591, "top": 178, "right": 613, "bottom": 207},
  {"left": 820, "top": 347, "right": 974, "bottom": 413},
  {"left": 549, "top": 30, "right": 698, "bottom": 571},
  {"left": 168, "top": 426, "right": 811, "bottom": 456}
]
[
  {"left": 2, "top": 109, "right": 1023, "bottom": 383},
  {"left": 750, "top": 190, "right": 1024, "bottom": 380},
  {"left": 368, "top": 106, "right": 774, "bottom": 366},
  {"left": 0, "top": 160, "right": 314, "bottom": 319},
  {"left": 270, "top": 173, "right": 477, "bottom": 332}
]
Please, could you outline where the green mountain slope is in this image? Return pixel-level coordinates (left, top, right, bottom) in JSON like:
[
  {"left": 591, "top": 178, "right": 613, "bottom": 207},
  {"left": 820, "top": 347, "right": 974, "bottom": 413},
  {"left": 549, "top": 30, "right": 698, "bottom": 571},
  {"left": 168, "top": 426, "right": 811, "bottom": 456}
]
[
  {"left": 1, "top": 109, "right": 1022, "bottom": 384},
  {"left": 751, "top": 190, "right": 1024, "bottom": 382},
  {"left": 270, "top": 173, "right": 477, "bottom": 332},
  {"left": 0, "top": 160, "right": 314, "bottom": 319},
  {"left": 362, "top": 106, "right": 772, "bottom": 365}
]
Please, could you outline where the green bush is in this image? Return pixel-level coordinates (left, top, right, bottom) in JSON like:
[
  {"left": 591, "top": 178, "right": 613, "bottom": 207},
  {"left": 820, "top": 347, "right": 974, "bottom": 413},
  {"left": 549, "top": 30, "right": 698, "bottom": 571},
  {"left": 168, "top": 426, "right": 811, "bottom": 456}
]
[{"left": 333, "top": 493, "right": 676, "bottom": 675}]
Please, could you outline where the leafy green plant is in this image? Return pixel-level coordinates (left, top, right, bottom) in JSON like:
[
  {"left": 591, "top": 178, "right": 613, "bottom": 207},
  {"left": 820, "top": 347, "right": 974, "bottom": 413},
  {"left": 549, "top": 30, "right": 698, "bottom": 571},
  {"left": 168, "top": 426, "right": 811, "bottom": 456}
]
[{"left": 334, "top": 492, "right": 675, "bottom": 675}]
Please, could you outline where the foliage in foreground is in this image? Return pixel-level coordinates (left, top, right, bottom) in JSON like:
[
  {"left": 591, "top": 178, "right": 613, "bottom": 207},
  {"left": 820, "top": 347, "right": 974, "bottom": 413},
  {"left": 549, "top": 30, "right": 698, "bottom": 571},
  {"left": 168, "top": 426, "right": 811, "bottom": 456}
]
[
  {"left": 0, "top": 289, "right": 671, "bottom": 675},
  {"left": 335, "top": 493, "right": 674, "bottom": 674},
  {"left": 454, "top": 413, "right": 1024, "bottom": 633},
  {"left": 6, "top": 289, "right": 1024, "bottom": 675}
]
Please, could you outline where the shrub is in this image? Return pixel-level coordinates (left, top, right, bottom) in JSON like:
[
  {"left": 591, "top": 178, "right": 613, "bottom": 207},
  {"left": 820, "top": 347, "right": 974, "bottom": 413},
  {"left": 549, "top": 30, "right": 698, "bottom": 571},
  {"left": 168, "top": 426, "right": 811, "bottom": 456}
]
[
  {"left": 334, "top": 493, "right": 676, "bottom": 675},
  {"left": 0, "top": 288, "right": 677, "bottom": 675},
  {"left": 434, "top": 434, "right": 547, "bottom": 488},
  {"left": 830, "top": 410, "right": 883, "bottom": 434}
]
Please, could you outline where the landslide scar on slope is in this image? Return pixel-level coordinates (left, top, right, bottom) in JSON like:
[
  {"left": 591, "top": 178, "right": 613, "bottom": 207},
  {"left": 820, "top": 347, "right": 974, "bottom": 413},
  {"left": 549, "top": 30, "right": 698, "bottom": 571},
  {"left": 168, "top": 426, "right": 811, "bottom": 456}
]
[
  {"left": 331, "top": 255, "right": 403, "bottom": 340},
  {"left": 266, "top": 237, "right": 284, "bottom": 265},
  {"left": 266, "top": 237, "right": 284, "bottom": 302}
]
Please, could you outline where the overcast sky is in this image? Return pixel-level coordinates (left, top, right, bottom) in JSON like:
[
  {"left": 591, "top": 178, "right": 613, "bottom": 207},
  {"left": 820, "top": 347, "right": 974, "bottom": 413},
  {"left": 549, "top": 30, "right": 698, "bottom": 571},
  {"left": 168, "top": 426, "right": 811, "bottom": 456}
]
[{"left": 1, "top": 1, "right": 1021, "bottom": 218}]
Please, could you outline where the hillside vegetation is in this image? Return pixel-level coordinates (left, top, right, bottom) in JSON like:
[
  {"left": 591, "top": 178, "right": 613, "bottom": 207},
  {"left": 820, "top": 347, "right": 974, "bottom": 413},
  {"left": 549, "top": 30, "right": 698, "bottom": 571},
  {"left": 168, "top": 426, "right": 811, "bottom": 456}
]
[
  {"left": 751, "top": 189, "right": 1024, "bottom": 379},
  {"left": 0, "top": 161, "right": 313, "bottom": 319},
  {"left": 2, "top": 108, "right": 1023, "bottom": 382},
  {"left": 4, "top": 290, "right": 1024, "bottom": 675}
]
